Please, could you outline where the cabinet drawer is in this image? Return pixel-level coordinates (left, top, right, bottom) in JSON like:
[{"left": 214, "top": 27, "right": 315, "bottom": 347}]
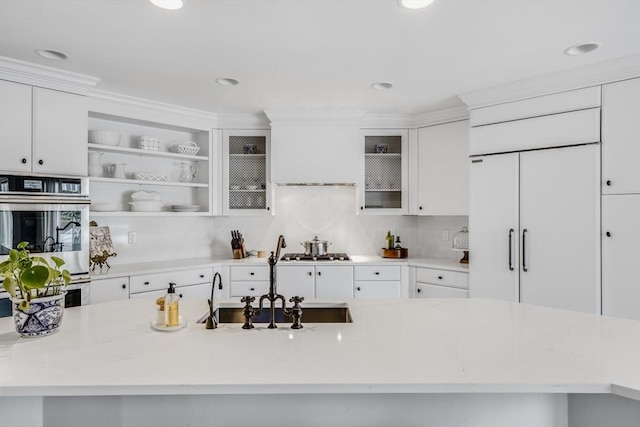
[
  {"left": 354, "top": 281, "right": 400, "bottom": 298},
  {"left": 130, "top": 267, "right": 213, "bottom": 294},
  {"left": 416, "top": 283, "right": 469, "bottom": 299},
  {"left": 230, "top": 281, "right": 270, "bottom": 297},
  {"left": 415, "top": 268, "right": 468, "bottom": 289},
  {"left": 230, "top": 266, "right": 270, "bottom": 281},
  {"left": 354, "top": 265, "right": 400, "bottom": 281}
]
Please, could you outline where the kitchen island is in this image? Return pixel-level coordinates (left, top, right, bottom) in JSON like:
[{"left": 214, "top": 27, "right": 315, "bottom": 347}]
[{"left": 1, "top": 298, "right": 638, "bottom": 427}]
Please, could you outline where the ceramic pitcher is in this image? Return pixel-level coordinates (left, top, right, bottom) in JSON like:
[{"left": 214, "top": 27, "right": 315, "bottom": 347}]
[{"left": 88, "top": 152, "right": 104, "bottom": 177}]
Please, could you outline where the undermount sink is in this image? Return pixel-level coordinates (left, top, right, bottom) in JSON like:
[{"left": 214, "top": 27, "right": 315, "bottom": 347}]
[{"left": 199, "top": 303, "right": 353, "bottom": 324}]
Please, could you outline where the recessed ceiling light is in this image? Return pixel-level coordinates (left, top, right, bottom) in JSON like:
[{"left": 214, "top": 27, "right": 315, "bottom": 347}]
[
  {"left": 564, "top": 42, "right": 601, "bottom": 56},
  {"left": 398, "top": 0, "right": 434, "bottom": 9},
  {"left": 34, "top": 49, "right": 67, "bottom": 60},
  {"left": 150, "top": 0, "right": 183, "bottom": 10},
  {"left": 371, "top": 81, "right": 394, "bottom": 90},
  {"left": 216, "top": 78, "right": 240, "bottom": 86}
]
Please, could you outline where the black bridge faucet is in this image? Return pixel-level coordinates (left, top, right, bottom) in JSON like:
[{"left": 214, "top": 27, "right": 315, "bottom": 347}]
[
  {"left": 54, "top": 221, "right": 81, "bottom": 252},
  {"left": 241, "top": 235, "right": 304, "bottom": 329}
]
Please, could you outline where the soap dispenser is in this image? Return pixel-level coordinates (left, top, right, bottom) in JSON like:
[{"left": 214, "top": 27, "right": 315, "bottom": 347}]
[{"left": 164, "top": 283, "right": 180, "bottom": 327}]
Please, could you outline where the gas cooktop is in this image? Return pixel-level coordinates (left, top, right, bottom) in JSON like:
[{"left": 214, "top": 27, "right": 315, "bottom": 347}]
[{"left": 280, "top": 253, "right": 351, "bottom": 262}]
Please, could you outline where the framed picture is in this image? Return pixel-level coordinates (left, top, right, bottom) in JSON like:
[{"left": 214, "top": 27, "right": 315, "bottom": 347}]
[{"left": 89, "top": 224, "right": 117, "bottom": 269}]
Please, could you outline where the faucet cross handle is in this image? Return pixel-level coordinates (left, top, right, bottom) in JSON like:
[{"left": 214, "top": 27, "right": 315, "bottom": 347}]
[
  {"left": 289, "top": 296, "right": 304, "bottom": 330},
  {"left": 241, "top": 296, "right": 256, "bottom": 329}
]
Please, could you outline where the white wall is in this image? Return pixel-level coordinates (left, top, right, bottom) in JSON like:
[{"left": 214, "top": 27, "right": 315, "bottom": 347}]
[{"left": 96, "top": 186, "right": 468, "bottom": 265}]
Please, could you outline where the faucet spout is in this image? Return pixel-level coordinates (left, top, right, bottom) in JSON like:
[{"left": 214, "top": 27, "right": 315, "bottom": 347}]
[{"left": 54, "top": 221, "right": 81, "bottom": 252}]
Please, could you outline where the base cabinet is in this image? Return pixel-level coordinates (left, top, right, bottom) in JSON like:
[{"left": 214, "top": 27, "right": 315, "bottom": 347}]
[
  {"left": 416, "top": 283, "right": 468, "bottom": 298},
  {"left": 229, "top": 266, "right": 270, "bottom": 297},
  {"left": 414, "top": 266, "right": 468, "bottom": 298},
  {"left": 277, "top": 265, "right": 354, "bottom": 299},
  {"left": 602, "top": 195, "right": 640, "bottom": 320},
  {"left": 90, "top": 277, "right": 130, "bottom": 304}
]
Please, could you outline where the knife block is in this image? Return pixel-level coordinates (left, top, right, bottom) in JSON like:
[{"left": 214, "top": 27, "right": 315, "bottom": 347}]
[{"left": 232, "top": 243, "right": 247, "bottom": 259}]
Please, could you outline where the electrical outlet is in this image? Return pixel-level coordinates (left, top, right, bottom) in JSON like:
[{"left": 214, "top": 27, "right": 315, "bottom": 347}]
[
  {"left": 128, "top": 231, "right": 137, "bottom": 244},
  {"left": 441, "top": 229, "right": 449, "bottom": 241}
]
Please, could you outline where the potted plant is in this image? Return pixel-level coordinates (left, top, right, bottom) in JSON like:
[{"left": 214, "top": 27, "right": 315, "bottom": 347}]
[{"left": 0, "top": 241, "right": 71, "bottom": 337}]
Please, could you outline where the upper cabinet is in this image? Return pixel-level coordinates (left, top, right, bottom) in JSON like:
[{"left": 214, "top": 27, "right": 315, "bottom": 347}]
[
  {"left": 415, "top": 120, "right": 469, "bottom": 215},
  {"left": 601, "top": 78, "right": 640, "bottom": 194},
  {"left": 222, "top": 129, "right": 273, "bottom": 215},
  {"left": 359, "top": 129, "right": 408, "bottom": 215},
  {"left": 86, "top": 112, "right": 214, "bottom": 216},
  {"left": 0, "top": 80, "right": 88, "bottom": 176}
]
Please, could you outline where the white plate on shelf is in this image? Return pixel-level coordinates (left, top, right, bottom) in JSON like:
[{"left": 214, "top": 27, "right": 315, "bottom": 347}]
[
  {"left": 171, "top": 204, "right": 200, "bottom": 212},
  {"left": 91, "top": 203, "right": 119, "bottom": 212},
  {"left": 150, "top": 316, "right": 187, "bottom": 332}
]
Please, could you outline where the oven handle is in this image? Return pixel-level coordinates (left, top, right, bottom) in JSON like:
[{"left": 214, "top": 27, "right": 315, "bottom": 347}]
[{"left": 0, "top": 195, "right": 91, "bottom": 204}]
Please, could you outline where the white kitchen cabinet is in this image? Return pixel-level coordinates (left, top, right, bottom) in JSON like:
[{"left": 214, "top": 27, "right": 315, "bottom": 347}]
[
  {"left": 416, "top": 120, "right": 469, "bottom": 215},
  {"left": 276, "top": 265, "right": 354, "bottom": 299},
  {"left": 416, "top": 283, "right": 468, "bottom": 298},
  {"left": 601, "top": 78, "right": 640, "bottom": 194},
  {"left": 229, "top": 265, "right": 270, "bottom": 297},
  {"left": 353, "top": 265, "right": 401, "bottom": 298},
  {"left": 602, "top": 195, "right": 640, "bottom": 320},
  {"left": 0, "top": 80, "right": 87, "bottom": 176},
  {"left": 414, "top": 266, "right": 468, "bottom": 298},
  {"left": 469, "top": 144, "right": 600, "bottom": 314},
  {"left": 90, "top": 276, "right": 130, "bottom": 304},
  {"left": 129, "top": 267, "right": 213, "bottom": 296},
  {"left": 87, "top": 113, "right": 213, "bottom": 216},
  {"left": 222, "top": 130, "right": 273, "bottom": 215},
  {"left": 354, "top": 281, "right": 400, "bottom": 298},
  {"left": 359, "top": 129, "right": 408, "bottom": 214},
  {"left": 129, "top": 283, "right": 211, "bottom": 301}
]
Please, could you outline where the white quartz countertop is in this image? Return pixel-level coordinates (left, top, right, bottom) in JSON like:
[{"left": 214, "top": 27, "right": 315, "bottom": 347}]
[
  {"left": 89, "top": 256, "right": 467, "bottom": 279},
  {"left": 0, "top": 298, "right": 637, "bottom": 399}
]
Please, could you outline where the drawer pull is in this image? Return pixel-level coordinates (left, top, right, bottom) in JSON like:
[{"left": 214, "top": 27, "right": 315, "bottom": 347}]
[
  {"left": 308, "top": 271, "right": 313, "bottom": 276},
  {"left": 38, "top": 159, "right": 44, "bottom": 165},
  {"left": 606, "top": 180, "right": 612, "bottom": 186},
  {"left": 199, "top": 274, "right": 204, "bottom": 278},
  {"left": 438, "top": 276, "right": 443, "bottom": 280},
  {"left": 21, "top": 158, "right": 27, "bottom": 164},
  {"left": 374, "top": 272, "right": 380, "bottom": 275},
  {"left": 250, "top": 287, "right": 255, "bottom": 291},
  {"left": 605, "top": 231, "right": 611, "bottom": 237},
  {"left": 144, "top": 281, "right": 150, "bottom": 285},
  {"left": 250, "top": 272, "right": 255, "bottom": 276},
  {"left": 179, "top": 294, "right": 183, "bottom": 298},
  {"left": 356, "top": 286, "right": 361, "bottom": 291},
  {"left": 121, "top": 284, "right": 126, "bottom": 289},
  {"left": 417, "top": 288, "right": 422, "bottom": 293}
]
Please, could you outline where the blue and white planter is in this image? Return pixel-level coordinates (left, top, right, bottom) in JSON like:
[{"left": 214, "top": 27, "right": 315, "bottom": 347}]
[{"left": 11, "top": 292, "right": 66, "bottom": 337}]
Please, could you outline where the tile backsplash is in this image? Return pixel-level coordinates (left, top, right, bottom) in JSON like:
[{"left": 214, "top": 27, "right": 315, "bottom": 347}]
[{"left": 96, "top": 186, "right": 468, "bottom": 264}]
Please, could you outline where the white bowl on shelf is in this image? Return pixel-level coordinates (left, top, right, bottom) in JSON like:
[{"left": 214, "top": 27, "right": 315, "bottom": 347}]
[
  {"left": 245, "top": 184, "right": 259, "bottom": 190},
  {"left": 129, "top": 200, "right": 163, "bottom": 212},
  {"left": 89, "top": 130, "right": 121, "bottom": 146},
  {"left": 91, "top": 203, "right": 119, "bottom": 212}
]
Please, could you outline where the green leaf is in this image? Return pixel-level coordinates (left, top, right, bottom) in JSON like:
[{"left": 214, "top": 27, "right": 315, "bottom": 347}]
[
  {"left": 18, "top": 300, "right": 29, "bottom": 310},
  {"left": 62, "top": 270, "right": 71, "bottom": 285},
  {"left": 17, "top": 241, "right": 29, "bottom": 250},
  {"left": 2, "top": 277, "right": 16, "bottom": 298},
  {"left": 50, "top": 256, "right": 65, "bottom": 268},
  {"left": 19, "top": 265, "right": 50, "bottom": 290},
  {"left": 31, "top": 256, "right": 49, "bottom": 266},
  {"left": 8, "top": 249, "right": 18, "bottom": 262}
]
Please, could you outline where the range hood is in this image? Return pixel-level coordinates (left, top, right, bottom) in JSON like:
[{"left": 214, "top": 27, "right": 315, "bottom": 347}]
[{"left": 265, "top": 110, "right": 365, "bottom": 185}]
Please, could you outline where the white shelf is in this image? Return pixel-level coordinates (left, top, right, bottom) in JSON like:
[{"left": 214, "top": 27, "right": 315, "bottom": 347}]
[
  {"left": 89, "top": 177, "right": 208, "bottom": 188},
  {"left": 365, "top": 188, "right": 402, "bottom": 192},
  {"left": 90, "top": 211, "right": 209, "bottom": 217},
  {"left": 365, "top": 153, "right": 402, "bottom": 157},
  {"left": 229, "top": 153, "right": 266, "bottom": 158},
  {"left": 229, "top": 189, "right": 266, "bottom": 193},
  {"left": 88, "top": 143, "right": 208, "bottom": 161}
]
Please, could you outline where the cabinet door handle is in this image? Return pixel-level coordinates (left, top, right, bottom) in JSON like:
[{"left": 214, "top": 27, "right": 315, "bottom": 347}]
[
  {"left": 522, "top": 229, "right": 528, "bottom": 272},
  {"left": 267, "top": 207, "right": 270, "bottom": 211},
  {"left": 38, "top": 159, "right": 43, "bottom": 165},
  {"left": 419, "top": 206, "right": 423, "bottom": 210},
  {"left": 605, "top": 231, "right": 611, "bottom": 237},
  {"left": 606, "top": 180, "right": 612, "bottom": 186},
  {"left": 417, "top": 288, "right": 422, "bottom": 293},
  {"left": 317, "top": 271, "right": 322, "bottom": 276},
  {"left": 179, "top": 294, "right": 183, "bottom": 298},
  {"left": 21, "top": 158, "right": 27, "bottom": 164},
  {"left": 508, "top": 228, "right": 514, "bottom": 271},
  {"left": 307, "top": 271, "right": 313, "bottom": 276},
  {"left": 356, "top": 286, "right": 361, "bottom": 291},
  {"left": 360, "top": 206, "right": 364, "bottom": 210},
  {"left": 121, "top": 284, "right": 127, "bottom": 289},
  {"left": 144, "top": 281, "right": 150, "bottom": 285}
]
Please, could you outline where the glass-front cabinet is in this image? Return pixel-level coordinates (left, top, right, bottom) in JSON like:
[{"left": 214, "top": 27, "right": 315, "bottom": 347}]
[
  {"left": 222, "top": 130, "right": 272, "bottom": 215},
  {"left": 359, "top": 129, "right": 408, "bottom": 215}
]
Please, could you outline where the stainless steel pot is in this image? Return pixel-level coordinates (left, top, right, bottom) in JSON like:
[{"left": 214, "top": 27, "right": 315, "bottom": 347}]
[{"left": 300, "top": 235, "right": 332, "bottom": 256}]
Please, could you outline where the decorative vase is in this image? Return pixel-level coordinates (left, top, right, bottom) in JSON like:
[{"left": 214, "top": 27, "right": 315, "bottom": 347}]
[
  {"left": 11, "top": 292, "right": 66, "bottom": 337},
  {"left": 88, "top": 152, "right": 104, "bottom": 177}
]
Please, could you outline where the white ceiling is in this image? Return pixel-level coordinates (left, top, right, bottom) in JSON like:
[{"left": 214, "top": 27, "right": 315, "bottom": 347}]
[{"left": 1, "top": 0, "right": 639, "bottom": 115}]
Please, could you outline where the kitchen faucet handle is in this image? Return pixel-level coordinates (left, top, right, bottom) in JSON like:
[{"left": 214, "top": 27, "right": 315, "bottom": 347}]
[{"left": 289, "top": 296, "right": 304, "bottom": 330}]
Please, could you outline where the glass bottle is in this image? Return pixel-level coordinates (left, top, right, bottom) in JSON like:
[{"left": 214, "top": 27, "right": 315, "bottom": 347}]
[{"left": 164, "top": 283, "right": 180, "bottom": 327}]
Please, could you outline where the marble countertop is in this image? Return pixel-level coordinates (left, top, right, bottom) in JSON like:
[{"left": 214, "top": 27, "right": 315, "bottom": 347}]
[
  {"left": 89, "top": 256, "right": 467, "bottom": 279},
  {"left": 0, "top": 298, "right": 637, "bottom": 399}
]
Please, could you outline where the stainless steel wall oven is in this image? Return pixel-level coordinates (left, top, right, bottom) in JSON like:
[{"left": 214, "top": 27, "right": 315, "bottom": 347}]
[{"left": 0, "top": 174, "right": 91, "bottom": 317}]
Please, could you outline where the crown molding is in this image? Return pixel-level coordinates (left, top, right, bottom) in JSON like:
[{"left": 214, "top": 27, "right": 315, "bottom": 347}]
[
  {"left": 0, "top": 56, "right": 100, "bottom": 95},
  {"left": 410, "top": 105, "right": 469, "bottom": 128},
  {"left": 459, "top": 55, "right": 640, "bottom": 110},
  {"left": 264, "top": 109, "right": 367, "bottom": 127},
  {"left": 216, "top": 113, "right": 270, "bottom": 129},
  {"left": 361, "top": 113, "right": 414, "bottom": 129},
  {"left": 89, "top": 89, "right": 218, "bottom": 131}
]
